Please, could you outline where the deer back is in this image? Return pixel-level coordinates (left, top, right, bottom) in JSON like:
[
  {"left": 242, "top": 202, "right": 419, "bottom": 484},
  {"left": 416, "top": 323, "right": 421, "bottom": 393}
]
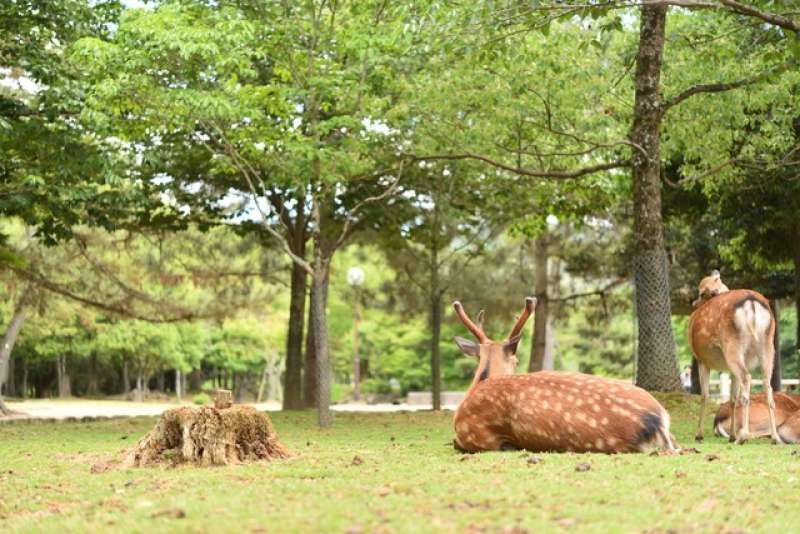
[{"left": 454, "top": 372, "right": 671, "bottom": 454}]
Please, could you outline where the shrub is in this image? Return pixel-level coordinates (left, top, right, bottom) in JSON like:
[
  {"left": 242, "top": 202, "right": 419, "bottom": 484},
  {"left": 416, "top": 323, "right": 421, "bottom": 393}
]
[{"left": 193, "top": 392, "right": 211, "bottom": 406}]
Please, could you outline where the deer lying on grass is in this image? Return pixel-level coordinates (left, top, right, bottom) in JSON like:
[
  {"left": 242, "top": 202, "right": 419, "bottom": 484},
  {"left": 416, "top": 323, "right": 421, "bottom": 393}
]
[
  {"left": 452, "top": 297, "right": 677, "bottom": 454},
  {"left": 689, "top": 270, "right": 781, "bottom": 444},
  {"left": 714, "top": 392, "right": 800, "bottom": 441}
]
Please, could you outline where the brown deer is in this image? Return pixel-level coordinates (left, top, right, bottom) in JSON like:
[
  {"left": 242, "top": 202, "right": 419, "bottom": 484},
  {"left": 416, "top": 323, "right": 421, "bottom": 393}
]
[
  {"left": 688, "top": 270, "right": 781, "bottom": 443},
  {"left": 714, "top": 392, "right": 800, "bottom": 440},
  {"left": 452, "top": 297, "right": 677, "bottom": 454}
]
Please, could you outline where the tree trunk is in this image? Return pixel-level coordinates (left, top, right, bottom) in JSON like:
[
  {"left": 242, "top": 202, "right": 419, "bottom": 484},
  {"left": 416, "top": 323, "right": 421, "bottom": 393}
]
[
  {"left": 529, "top": 234, "right": 549, "bottom": 372},
  {"left": 284, "top": 259, "right": 307, "bottom": 410},
  {"left": 771, "top": 299, "right": 782, "bottom": 392},
  {"left": 57, "top": 355, "right": 71, "bottom": 398},
  {"left": 87, "top": 353, "right": 99, "bottom": 396},
  {"left": 690, "top": 358, "right": 700, "bottom": 395},
  {"left": 304, "top": 269, "right": 330, "bottom": 409},
  {"left": 189, "top": 369, "right": 203, "bottom": 392},
  {"left": 0, "top": 288, "right": 31, "bottom": 415},
  {"left": 157, "top": 372, "right": 166, "bottom": 393},
  {"left": 135, "top": 372, "right": 144, "bottom": 402},
  {"left": 6, "top": 354, "right": 15, "bottom": 398},
  {"left": 21, "top": 359, "right": 27, "bottom": 399},
  {"left": 631, "top": 4, "right": 681, "bottom": 392},
  {"left": 123, "top": 358, "right": 131, "bottom": 395},
  {"left": 175, "top": 369, "right": 182, "bottom": 403},
  {"left": 794, "top": 222, "right": 800, "bottom": 352},
  {"left": 257, "top": 364, "right": 268, "bottom": 403},
  {"left": 311, "top": 263, "right": 332, "bottom": 427},
  {"left": 430, "top": 291, "right": 443, "bottom": 411}
]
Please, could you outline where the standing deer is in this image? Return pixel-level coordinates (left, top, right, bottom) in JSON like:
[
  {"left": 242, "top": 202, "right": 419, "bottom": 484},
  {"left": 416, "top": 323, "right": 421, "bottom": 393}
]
[
  {"left": 452, "top": 297, "right": 677, "bottom": 454},
  {"left": 689, "top": 270, "right": 781, "bottom": 443}
]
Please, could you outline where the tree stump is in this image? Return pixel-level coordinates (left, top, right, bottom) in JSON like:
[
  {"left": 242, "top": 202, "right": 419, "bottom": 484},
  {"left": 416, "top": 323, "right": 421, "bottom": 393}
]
[{"left": 125, "top": 405, "right": 290, "bottom": 467}]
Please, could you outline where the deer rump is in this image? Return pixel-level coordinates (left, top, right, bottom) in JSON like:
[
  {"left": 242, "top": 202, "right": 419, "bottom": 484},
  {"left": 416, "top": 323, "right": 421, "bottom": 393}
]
[
  {"left": 454, "top": 372, "right": 674, "bottom": 454},
  {"left": 714, "top": 392, "right": 800, "bottom": 442}
]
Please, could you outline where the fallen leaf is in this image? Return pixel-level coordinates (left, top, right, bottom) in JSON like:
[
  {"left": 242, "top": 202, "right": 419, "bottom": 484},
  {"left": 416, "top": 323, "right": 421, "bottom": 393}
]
[
  {"left": 151, "top": 508, "right": 186, "bottom": 519},
  {"left": 675, "top": 470, "right": 687, "bottom": 479},
  {"left": 351, "top": 455, "right": 364, "bottom": 466},
  {"left": 526, "top": 455, "right": 543, "bottom": 465},
  {"left": 705, "top": 454, "right": 720, "bottom": 462},
  {"left": 575, "top": 463, "right": 591, "bottom": 472},
  {"left": 376, "top": 486, "right": 391, "bottom": 497}
]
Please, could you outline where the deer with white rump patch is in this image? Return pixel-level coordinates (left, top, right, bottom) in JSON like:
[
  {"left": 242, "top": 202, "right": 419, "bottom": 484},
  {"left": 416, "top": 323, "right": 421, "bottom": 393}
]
[
  {"left": 689, "top": 270, "right": 781, "bottom": 444},
  {"left": 452, "top": 297, "right": 677, "bottom": 453}
]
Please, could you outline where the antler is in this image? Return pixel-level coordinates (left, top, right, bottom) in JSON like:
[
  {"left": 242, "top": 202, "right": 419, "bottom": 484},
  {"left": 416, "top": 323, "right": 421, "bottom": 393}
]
[
  {"left": 476, "top": 310, "right": 485, "bottom": 331},
  {"left": 453, "top": 301, "right": 489, "bottom": 343},
  {"left": 508, "top": 297, "right": 537, "bottom": 339}
]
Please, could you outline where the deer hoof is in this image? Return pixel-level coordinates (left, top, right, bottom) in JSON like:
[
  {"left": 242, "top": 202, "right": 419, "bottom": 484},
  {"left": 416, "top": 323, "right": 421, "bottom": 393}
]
[
  {"left": 694, "top": 435, "right": 704, "bottom": 442},
  {"left": 735, "top": 437, "right": 748, "bottom": 445},
  {"left": 771, "top": 436, "right": 784, "bottom": 445}
]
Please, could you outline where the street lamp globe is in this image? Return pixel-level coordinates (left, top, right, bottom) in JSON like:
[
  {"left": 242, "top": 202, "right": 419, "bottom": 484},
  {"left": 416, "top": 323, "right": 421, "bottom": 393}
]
[{"left": 347, "top": 266, "right": 365, "bottom": 287}]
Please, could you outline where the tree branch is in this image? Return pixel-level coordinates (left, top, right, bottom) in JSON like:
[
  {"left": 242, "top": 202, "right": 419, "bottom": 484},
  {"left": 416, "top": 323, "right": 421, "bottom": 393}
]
[{"left": 406, "top": 153, "right": 629, "bottom": 179}]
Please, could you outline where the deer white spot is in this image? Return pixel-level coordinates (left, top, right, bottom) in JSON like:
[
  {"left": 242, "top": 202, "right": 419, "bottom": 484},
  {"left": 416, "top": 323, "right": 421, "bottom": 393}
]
[
  {"left": 589, "top": 419, "right": 597, "bottom": 428},
  {"left": 542, "top": 400, "right": 551, "bottom": 410},
  {"left": 566, "top": 394, "right": 575, "bottom": 402},
  {"left": 595, "top": 438, "right": 604, "bottom": 450},
  {"left": 592, "top": 404, "right": 601, "bottom": 413},
  {"left": 601, "top": 417, "right": 609, "bottom": 425},
  {"left": 564, "top": 412, "right": 572, "bottom": 422}
]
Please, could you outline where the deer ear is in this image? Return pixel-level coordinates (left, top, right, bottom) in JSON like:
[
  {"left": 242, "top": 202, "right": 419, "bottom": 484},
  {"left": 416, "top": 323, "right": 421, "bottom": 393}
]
[
  {"left": 710, "top": 269, "right": 720, "bottom": 279},
  {"left": 503, "top": 334, "right": 523, "bottom": 355},
  {"left": 454, "top": 336, "right": 480, "bottom": 357}
]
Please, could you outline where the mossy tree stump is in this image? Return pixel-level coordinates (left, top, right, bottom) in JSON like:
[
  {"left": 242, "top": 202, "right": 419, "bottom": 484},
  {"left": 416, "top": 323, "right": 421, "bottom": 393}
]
[{"left": 125, "top": 405, "right": 290, "bottom": 467}]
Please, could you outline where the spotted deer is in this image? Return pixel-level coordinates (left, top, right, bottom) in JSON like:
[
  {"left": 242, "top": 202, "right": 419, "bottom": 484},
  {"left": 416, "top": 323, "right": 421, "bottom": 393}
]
[
  {"left": 452, "top": 297, "right": 677, "bottom": 454},
  {"left": 689, "top": 270, "right": 781, "bottom": 443},
  {"left": 714, "top": 392, "right": 800, "bottom": 440}
]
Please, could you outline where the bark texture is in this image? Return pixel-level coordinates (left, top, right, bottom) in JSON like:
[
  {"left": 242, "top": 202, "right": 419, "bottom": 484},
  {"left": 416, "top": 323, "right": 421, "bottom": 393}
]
[
  {"left": 429, "top": 291, "right": 443, "bottom": 411},
  {"left": 0, "top": 288, "right": 31, "bottom": 415},
  {"left": 311, "top": 265, "right": 332, "bottom": 427},
  {"left": 794, "top": 223, "right": 800, "bottom": 351},
  {"left": 631, "top": 5, "right": 681, "bottom": 392},
  {"left": 125, "top": 405, "right": 290, "bottom": 467},
  {"left": 283, "top": 259, "right": 307, "bottom": 410},
  {"left": 529, "top": 235, "right": 549, "bottom": 372}
]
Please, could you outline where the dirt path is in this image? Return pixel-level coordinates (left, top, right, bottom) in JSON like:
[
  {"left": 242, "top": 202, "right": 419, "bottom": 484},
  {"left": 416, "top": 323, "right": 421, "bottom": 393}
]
[{"left": 2, "top": 399, "right": 456, "bottom": 421}]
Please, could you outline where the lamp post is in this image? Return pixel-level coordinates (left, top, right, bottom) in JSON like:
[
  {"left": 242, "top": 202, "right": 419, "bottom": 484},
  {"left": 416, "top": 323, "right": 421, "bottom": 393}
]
[{"left": 347, "top": 266, "right": 365, "bottom": 401}]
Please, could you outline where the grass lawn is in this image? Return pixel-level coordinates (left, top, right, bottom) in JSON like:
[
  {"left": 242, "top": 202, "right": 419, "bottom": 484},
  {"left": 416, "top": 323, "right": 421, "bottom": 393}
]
[{"left": 2, "top": 394, "right": 799, "bottom": 533}]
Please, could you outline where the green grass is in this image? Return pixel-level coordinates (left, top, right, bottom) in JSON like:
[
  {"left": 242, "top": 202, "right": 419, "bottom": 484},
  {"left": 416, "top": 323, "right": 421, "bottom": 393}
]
[{"left": 2, "top": 395, "right": 800, "bottom": 533}]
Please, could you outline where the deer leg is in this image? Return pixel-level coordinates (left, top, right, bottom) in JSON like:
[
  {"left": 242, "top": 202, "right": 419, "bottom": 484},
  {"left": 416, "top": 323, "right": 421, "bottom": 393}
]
[
  {"left": 733, "top": 370, "right": 751, "bottom": 445},
  {"left": 695, "top": 362, "right": 710, "bottom": 442},
  {"left": 728, "top": 376, "right": 739, "bottom": 443},
  {"left": 760, "top": 342, "right": 783, "bottom": 444}
]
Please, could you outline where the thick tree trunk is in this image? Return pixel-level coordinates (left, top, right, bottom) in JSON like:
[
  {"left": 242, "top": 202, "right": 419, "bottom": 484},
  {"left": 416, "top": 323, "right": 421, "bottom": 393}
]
[
  {"left": 529, "top": 234, "right": 549, "bottom": 372},
  {"left": 771, "top": 299, "right": 782, "bottom": 392},
  {"left": 284, "top": 259, "right": 307, "bottom": 410},
  {"left": 312, "top": 263, "right": 332, "bottom": 427},
  {"left": 631, "top": 5, "right": 681, "bottom": 392},
  {"left": 430, "top": 291, "right": 443, "bottom": 411},
  {"left": 0, "top": 289, "right": 31, "bottom": 414},
  {"left": 794, "top": 223, "right": 800, "bottom": 352},
  {"left": 157, "top": 372, "right": 166, "bottom": 393}
]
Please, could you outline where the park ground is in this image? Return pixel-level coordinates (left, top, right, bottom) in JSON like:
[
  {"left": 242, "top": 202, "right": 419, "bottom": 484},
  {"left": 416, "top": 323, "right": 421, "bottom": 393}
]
[{"left": 2, "top": 394, "right": 800, "bottom": 533}]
